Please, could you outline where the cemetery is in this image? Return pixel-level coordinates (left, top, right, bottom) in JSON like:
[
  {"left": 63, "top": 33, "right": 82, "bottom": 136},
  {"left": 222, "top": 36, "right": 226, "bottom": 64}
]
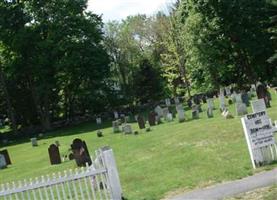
[
  {"left": 0, "top": 88, "right": 276, "bottom": 199},
  {"left": 0, "top": 0, "right": 277, "bottom": 199}
]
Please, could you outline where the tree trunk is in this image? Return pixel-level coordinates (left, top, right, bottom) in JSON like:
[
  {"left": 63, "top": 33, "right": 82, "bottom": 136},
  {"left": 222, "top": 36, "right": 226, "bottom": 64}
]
[{"left": 0, "top": 66, "right": 17, "bottom": 133}]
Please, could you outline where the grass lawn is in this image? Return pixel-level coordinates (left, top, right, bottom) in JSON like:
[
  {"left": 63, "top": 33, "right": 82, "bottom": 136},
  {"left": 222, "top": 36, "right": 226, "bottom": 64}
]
[{"left": 0, "top": 90, "right": 277, "bottom": 200}]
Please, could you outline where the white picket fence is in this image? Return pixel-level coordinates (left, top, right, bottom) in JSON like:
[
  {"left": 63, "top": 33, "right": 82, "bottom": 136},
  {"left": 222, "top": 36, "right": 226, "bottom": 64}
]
[{"left": 0, "top": 147, "right": 122, "bottom": 200}]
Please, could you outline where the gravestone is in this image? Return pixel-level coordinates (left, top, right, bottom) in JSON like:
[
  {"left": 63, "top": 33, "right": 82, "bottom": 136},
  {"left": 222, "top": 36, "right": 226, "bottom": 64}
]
[
  {"left": 256, "top": 83, "right": 271, "bottom": 108},
  {"left": 48, "top": 144, "right": 61, "bottom": 165},
  {"left": 31, "top": 138, "right": 38, "bottom": 147},
  {"left": 187, "top": 98, "right": 193, "bottom": 108},
  {"left": 241, "top": 111, "right": 277, "bottom": 168},
  {"left": 122, "top": 124, "right": 132, "bottom": 134},
  {"left": 192, "top": 104, "right": 199, "bottom": 119},
  {"left": 96, "top": 117, "right": 102, "bottom": 125},
  {"left": 166, "top": 113, "right": 173, "bottom": 122},
  {"left": 71, "top": 138, "right": 92, "bottom": 167},
  {"left": 124, "top": 116, "right": 130, "bottom": 123},
  {"left": 148, "top": 112, "right": 156, "bottom": 126},
  {"left": 97, "top": 130, "right": 103, "bottom": 137},
  {"left": 165, "top": 98, "right": 171, "bottom": 106},
  {"left": 207, "top": 107, "right": 213, "bottom": 118},
  {"left": 0, "top": 149, "right": 11, "bottom": 165},
  {"left": 137, "top": 115, "right": 145, "bottom": 129},
  {"left": 0, "top": 154, "right": 7, "bottom": 169},
  {"left": 176, "top": 104, "right": 185, "bottom": 122},
  {"left": 251, "top": 99, "right": 266, "bottom": 113},
  {"left": 112, "top": 120, "right": 121, "bottom": 133},
  {"left": 207, "top": 98, "right": 214, "bottom": 110},
  {"left": 114, "top": 111, "right": 119, "bottom": 119},
  {"left": 241, "top": 92, "right": 250, "bottom": 106},
  {"left": 154, "top": 106, "right": 163, "bottom": 118},
  {"left": 235, "top": 93, "right": 242, "bottom": 103},
  {"left": 162, "top": 108, "right": 170, "bottom": 119},
  {"left": 219, "top": 95, "right": 226, "bottom": 111},
  {"left": 236, "top": 102, "right": 248, "bottom": 116},
  {"left": 174, "top": 97, "right": 180, "bottom": 105},
  {"left": 225, "top": 87, "right": 231, "bottom": 96}
]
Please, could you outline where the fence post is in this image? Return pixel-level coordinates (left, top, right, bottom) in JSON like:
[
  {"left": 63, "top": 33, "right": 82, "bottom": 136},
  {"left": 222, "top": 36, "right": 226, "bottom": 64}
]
[{"left": 101, "top": 147, "right": 122, "bottom": 200}]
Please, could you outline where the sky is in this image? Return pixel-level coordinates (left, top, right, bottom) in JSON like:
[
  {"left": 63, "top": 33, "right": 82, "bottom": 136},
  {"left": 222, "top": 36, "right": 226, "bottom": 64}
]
[{"left": 87, "top": 0, "right": 174, "bottom": 22}]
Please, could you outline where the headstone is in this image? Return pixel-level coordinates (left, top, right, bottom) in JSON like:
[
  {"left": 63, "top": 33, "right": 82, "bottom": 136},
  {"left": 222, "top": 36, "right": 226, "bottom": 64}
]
[
  {"left": 225, "top": 87, "right": 231, "bottom": 96},
  {"left": 48, "top": 144, "right": 61, "bottom": 165},
  {"left": 256, "top": 83, "right": 270, "bottom": 107},
  {"left": 96, "top": 117, "right": 102, "bottom": 125},
  {"left": 122, "top": 124, "right": 132, "bottom": 134},
  {"left": 165, "top": 98, "right": 171, "bottom": 106},
  {"left": 251, "top": 99, "right": 266, "bottom": 113},
  {"left": 114, "top": 111, "right": 119, "bottom": 119},
  {"left": 137, "top": 115, "right": 145, "bottom": 129},
  {"left": 0, "top": 149, "right": 11, "bottom": 165},
  {"left": 241, "top": 111, "right": 277, "bottom": 168},
  {"left": 31, "top": 138, "right": 38, "bottom": 147},
  {"left": 207, "top": 107, "right": 213, "bottom": 118},
  {"left": 207, "top": 98, "right": 214, "bottom": 110},
  {"left": 236, "top": 103, "right": 248, "bottom": 116},
  {"left": 71, "top": 138, "right": 92, "bottom": 167},
  {"left": 187, "top": 98, "right": 192, "bottom": 108},
  {"left": 166, "top": 113, "right": 173, "bottom": 122},
  {"left": 176, "top": 104, "right": 185, "bottom": 122},
  {"left": 124, "top": 116, "right": 130, "bottom": 123},
  {"left": 235, "top": 93, "right": 242, "bottom": 103},
  {"left": 192, "top": 105, "right": 199, "bottom": 119},
  {"left": 0, "top": 154, "right": 7, "bottom": 169},
  {"left": 219, "top": 95, "right": 226, "bottom": 112},
  {"left": 148, "top": 112, "right": 156, "bottom": 126},
  {"left": 97, "top": 130, "right": 103, "bottom": 137},
  {"left": 112, "top": 120, "right": 120, "bottom": 133},
  {"left": 154, "top": 106, "right": 163, "bottom": 118},
  {"left": 162, "top": 108, "right": 169, "bottom": 119},
  {"left": 174, "top": 97, "right": 180, "bottom": 105},
  {"left": 241, "top": 92, "right": 250, "bottom": 106}
]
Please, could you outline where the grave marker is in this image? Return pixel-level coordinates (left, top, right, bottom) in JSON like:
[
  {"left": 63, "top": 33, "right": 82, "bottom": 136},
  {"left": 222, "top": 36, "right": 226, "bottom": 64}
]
[
  {"left": 251, "top": 99, "right": 266, "bottom": 113},
  {"left": 0, "top": 149, "right": 11, "bottom": 165},
  {"left": 31, "top": 138, "right": 38, "bottom": 147},
  {"left": 154, "top": 106, "right": 163, "bottom": 118},
  {"left": 0, "top": 154, "right": 7, "bottom": 169},
  {"left": 219, "top": 94, "right": 226, "bottom": 111},
  {"left": 137, "top": 115, "right": 145, "bottom": 129},
  {"left": 207, "top": 107, "right": 213, "bottom": 118},
  {"left": 96, "top": 117, "right": 102, "bottom": 125},
  {"left": 112, "top": 120, "right": 121, "bottom": 133},
  {"left": 241, "top": 111, "right": 277, "bottom": 168},
  {"left": 236, "top": 102, "right": 248, "bottom": 116},
  {"left": 122, "top": 124, "right": 132, "bottom": 134},
  {"left": 114, "top": 111, "right": 119, "bottom": 119},
  {"left": 71, "top": 138, "right": 92, "bottom": 167},
  {"left": 48, "top": 144, "right": 61, "bottom": 165},
  {"left": 166, "top": 113, "right": 173, "bottom": 122},
  {"left": 176, "top": 104, "right": 185, "bottom": 122},
  {"left": 148, "top": 112, "right": 156, "bottom": 126},
  {"left": 207, "top": 98, "right": 214, "bottom": 110},
  {"left": 162, "top": 108, "right": 170, "bottom": 119},
  {"left": 174, "top": 97, "right": 180, "bottom": 105},
  {"left": 165, "top": 98, "right": 171, "bottom": 106},
  {"left": 192, "top": 105, "right": 199, "bottom": 119}
]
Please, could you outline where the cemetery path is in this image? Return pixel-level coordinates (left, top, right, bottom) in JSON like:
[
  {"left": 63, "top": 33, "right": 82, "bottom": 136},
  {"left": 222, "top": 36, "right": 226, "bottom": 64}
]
[{"left": 170, "top": 168, "right": 277, "bottom": 200}]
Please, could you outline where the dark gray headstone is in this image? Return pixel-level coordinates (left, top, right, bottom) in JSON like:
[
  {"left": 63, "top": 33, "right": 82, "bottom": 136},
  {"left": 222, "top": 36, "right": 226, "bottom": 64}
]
[
  {"left": 48, "top": 144, "right": 61, "bottom": 165},
  {"left": 137, "top": 115, "right": 145, "bottom": 129},
  {"left": 148, "top": 112, "right": 156, "bottom": 126},
  {"left": 71, "top": 138, "right": 92, "bottom": 167},
  {"left": 0, "top": 149, "right": 11, "bottom": 165}
]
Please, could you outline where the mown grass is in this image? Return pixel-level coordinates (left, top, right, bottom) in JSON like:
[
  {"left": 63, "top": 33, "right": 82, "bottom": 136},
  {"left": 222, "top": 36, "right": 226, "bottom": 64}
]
[{"left": 0, "top": 90, "right": 277, "bottom": 200}]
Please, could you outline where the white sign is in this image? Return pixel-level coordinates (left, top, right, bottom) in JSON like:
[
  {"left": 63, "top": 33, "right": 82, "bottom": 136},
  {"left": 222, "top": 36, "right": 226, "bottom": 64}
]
[
  {"left": 241, "top": 111, "right": 277, "bottom": 168},
  {"left": 251, "top": 99, "right": 266, "bottom": 113},
  {"left": 0, "top": 154, "right": 6, "bottom": 169}
]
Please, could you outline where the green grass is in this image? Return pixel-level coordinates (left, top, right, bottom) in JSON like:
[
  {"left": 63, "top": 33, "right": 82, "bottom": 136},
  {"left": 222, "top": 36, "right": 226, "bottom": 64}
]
[{"left": 0, "top": 91, "right": 277, "bottom": 200}]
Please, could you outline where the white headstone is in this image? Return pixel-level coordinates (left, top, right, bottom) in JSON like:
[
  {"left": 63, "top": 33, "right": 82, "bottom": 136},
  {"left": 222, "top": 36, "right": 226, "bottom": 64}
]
[
  {"left": 162, "top": 108, "right": 169, "bottom": 119},
  {"left": 207, "top": 98, "right": 214, "bottom": 110},
  {"left": 165, "top": 98, "right": 171, "bottom": 106},
  {"left": 154, "top": 106, "right": 163, "bottom": 118},
  {"left": 235, "top": 93, "right": 242, "bottom": 103},
  {"left": 176, "top": 104, "right": 185, "bottom": 122},
  {"left": 96, "top": 117, "right": 102, "bottom": 125},
  {"left": 219, "top": 95, "right": 226, "bottom": 111},
  {"left": 114, "top": 111, "right": 119, "bottom": 119},
  {"left": 241, "top": 111, "right": 277, "bottom": 168},
  {"left": 31, "top": 138, "right": 38, "bottom": 147},
  {"left": 174, "top": 97, "right": 180, "bottom": 105},
  {"left": 236, "top": 103, "right": 248, "bottom": 116},
  {"left": 0, "top": 154, "right": 6, "bottom": 169},
  {"left": 122, "top": 124, "right": 132, "bottom": 134},
  {"left": 251, "top": 99, "right": 266, "bottom": 113},
  {"left": 225, "top": 87, "right": 231, "bottom": 96},
  {"left": 220, "top": 88, "right": 225, "bottom": 96},
  {"left": 166, "top": 113, "right": 173, "bottom": 122}
]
